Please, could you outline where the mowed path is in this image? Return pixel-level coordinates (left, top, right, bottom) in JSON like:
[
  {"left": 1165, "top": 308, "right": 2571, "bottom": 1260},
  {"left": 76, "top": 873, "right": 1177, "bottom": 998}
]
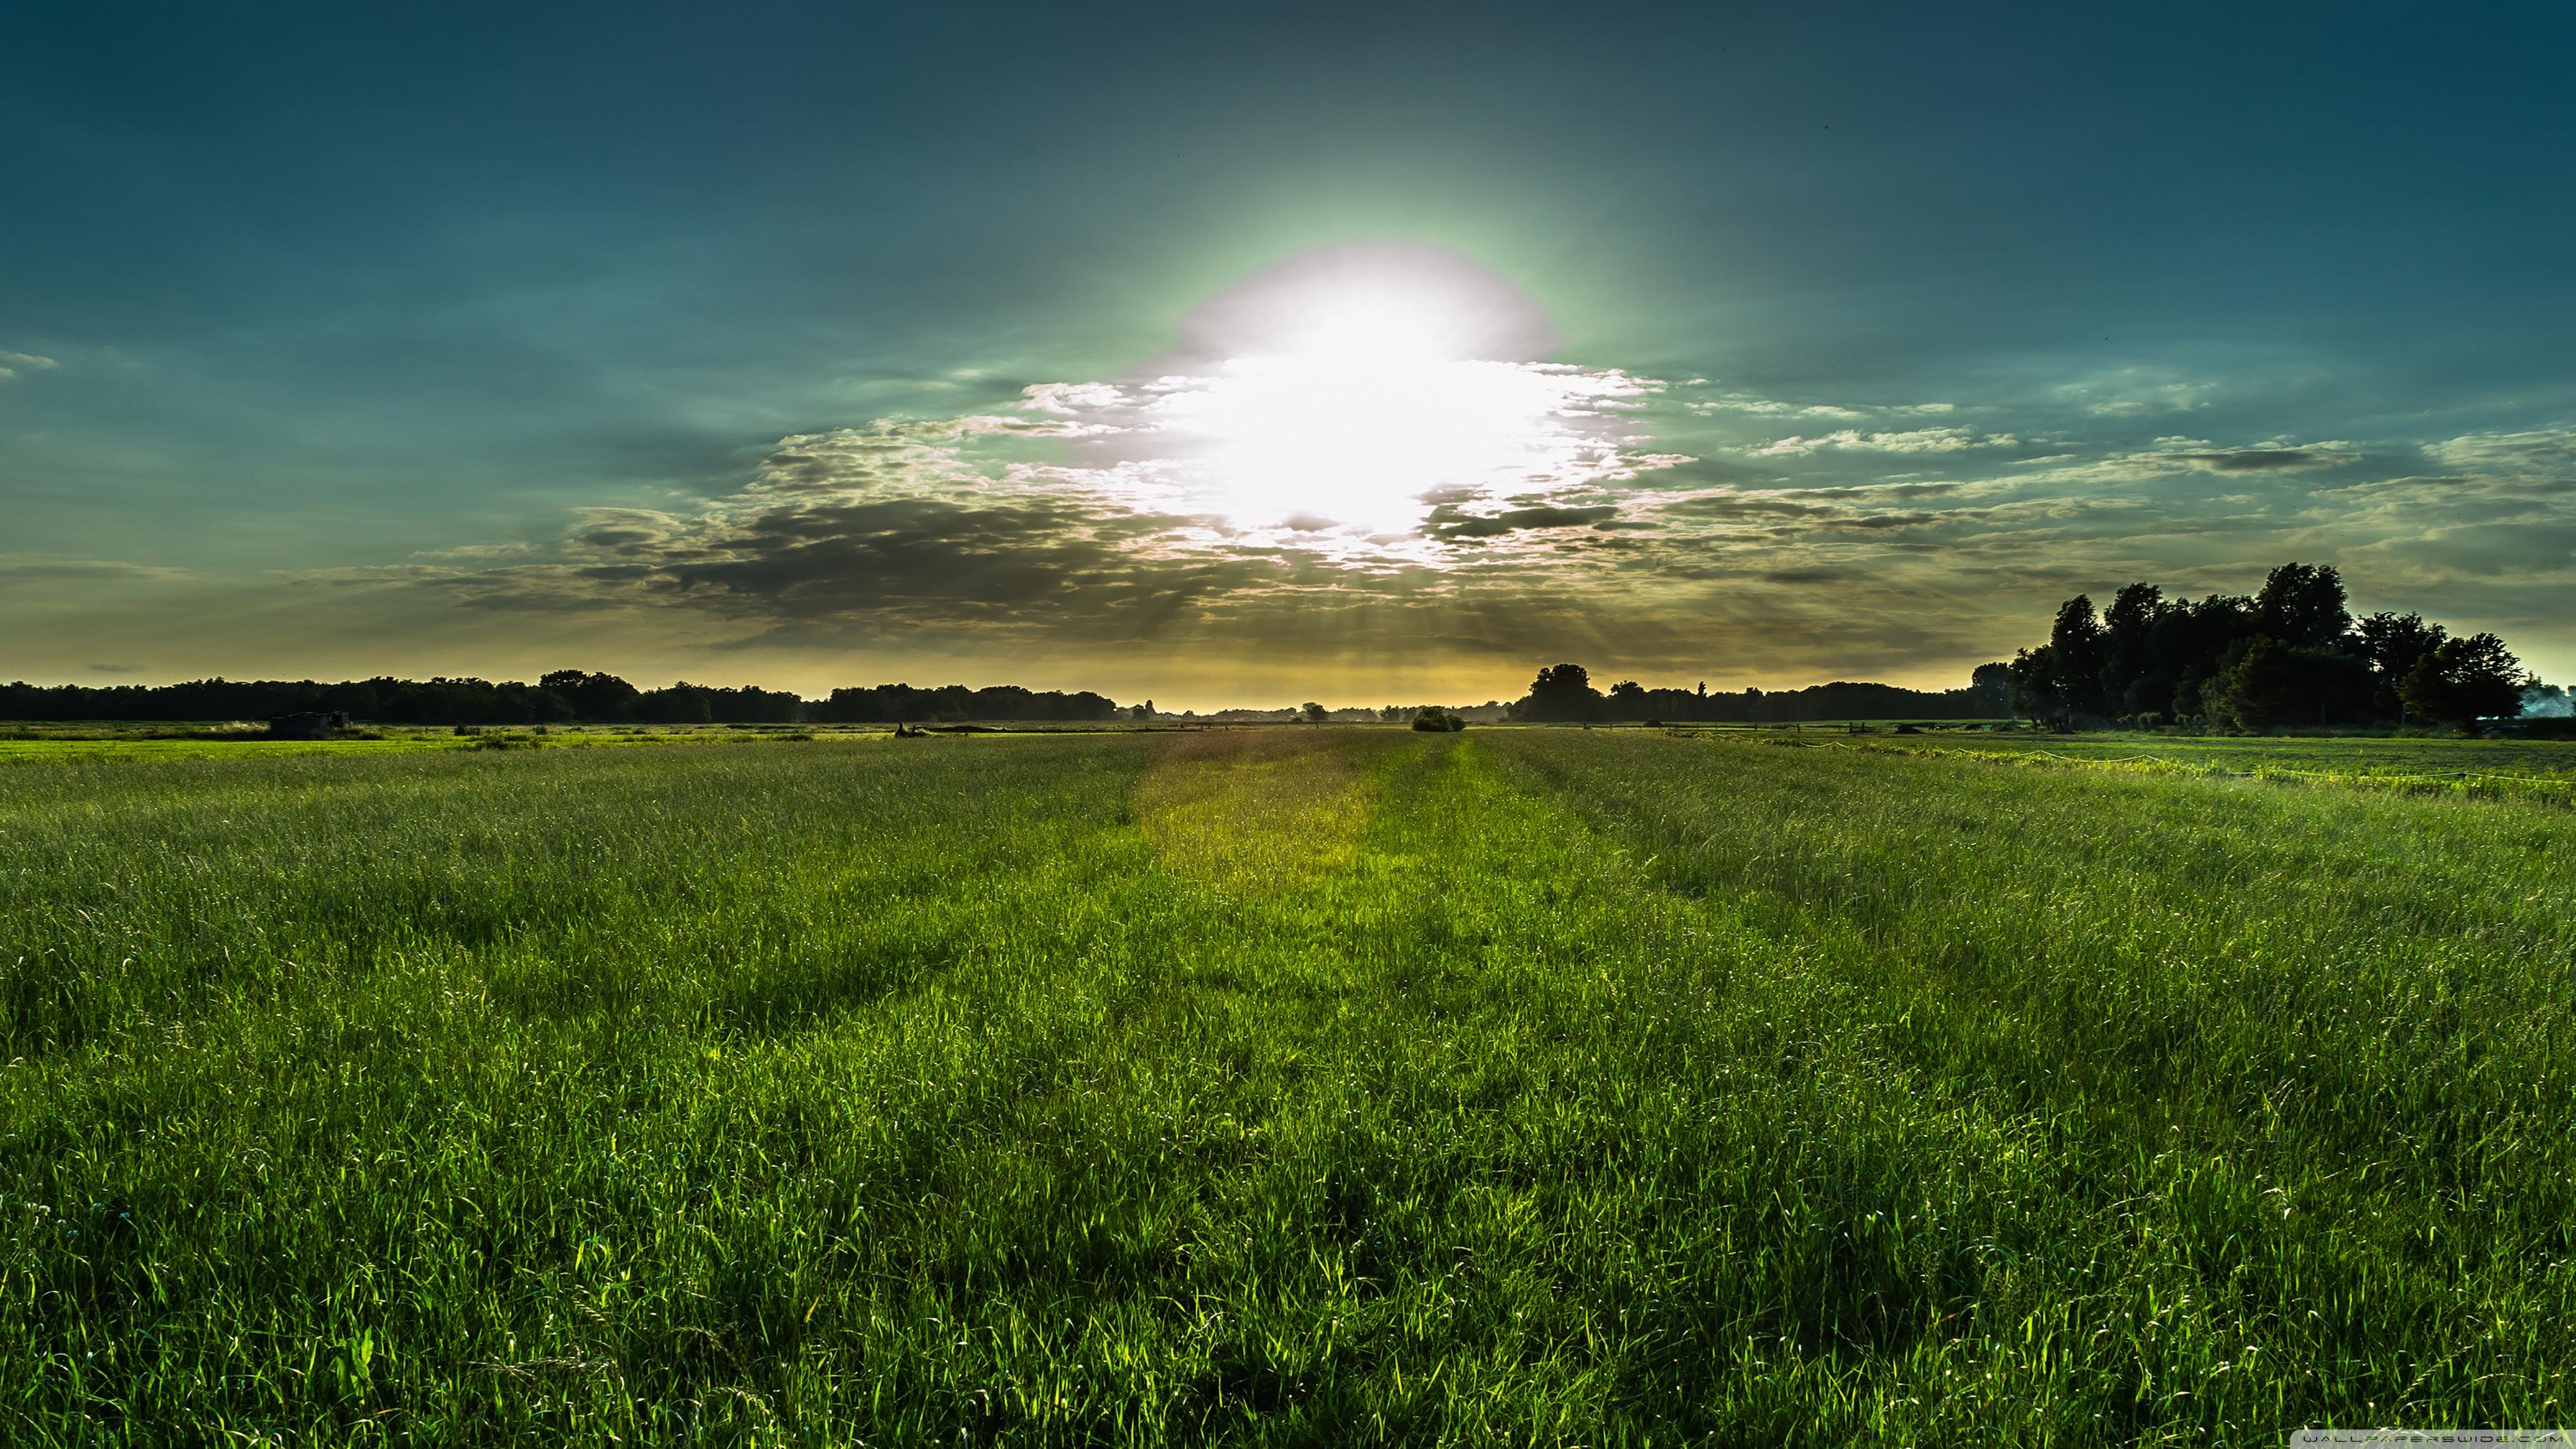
[{"left": 1, "top": 730, "right": 2569, "bottom": 1445}]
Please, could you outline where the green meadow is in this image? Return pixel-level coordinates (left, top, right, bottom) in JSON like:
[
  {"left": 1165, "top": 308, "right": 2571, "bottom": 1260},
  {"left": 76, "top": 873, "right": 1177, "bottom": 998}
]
[{"left": 4, "top": 730, "right": 2572, "bottom": 1445}]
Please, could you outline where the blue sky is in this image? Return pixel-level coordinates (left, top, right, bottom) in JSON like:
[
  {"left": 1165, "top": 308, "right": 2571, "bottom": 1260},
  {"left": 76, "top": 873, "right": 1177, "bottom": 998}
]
[{"left": 4, "top": 2, "right": 2571, "bottom": 705}]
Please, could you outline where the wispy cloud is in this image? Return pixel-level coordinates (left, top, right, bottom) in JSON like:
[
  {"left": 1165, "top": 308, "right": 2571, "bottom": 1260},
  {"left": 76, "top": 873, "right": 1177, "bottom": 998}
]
[
  {"left": 2050, "top": 369, "right": 2219, "bottom": 418},
  {"left": 0, "top": 553, "right": 184, "bottom": 584},
  {"left": 0, "top": 351, "right": 61, "bottom": 381},
  {"left": 1689, "top": 393, "right": 1956, "bottom": 420},
  {"left": 2422, "top": 427, "right": 2576, "bottom": 478},
  {"left": 1752, "top": 427, "right": 2019, "bottom": 457}
]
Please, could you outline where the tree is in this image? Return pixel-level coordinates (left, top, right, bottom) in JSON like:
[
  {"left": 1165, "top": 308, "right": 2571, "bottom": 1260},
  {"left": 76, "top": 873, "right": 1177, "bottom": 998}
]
[
  {"left": 1410, "top": 706, "right": 1466, "bottom": 732},
  {"left": 537, "top": 669, "right": 641, "bottom": 722},
  {"left": 2215, "top": 639, "right": 2374, "bottom": 731},
  {"left": 1970, "top": 662, "right": 2012, "bottom": 716},
  {"left": 2355, "top": 612, "right": 2446, "bottom": 719},
  {"left": 2098, "top": 583, "right": 2170, "bottom": 715},
  {"left": 2047, "top": 596, "right": 2109, "bottom": 718},
  {"left": 2164, "top": 591, "right": 2258, "bottom": 722},
  {"left": 2400, "top": 634, "right": 2529, "bottom": 731},
  {"left": 1300, "top": 702, "right": 1327, "bottom": 723},
  {"left": 1521, "top": 663, "right": 1603, "bottom": 721},
  {"left": 2214, "top": 637, "right": 2301, "bottom": 731},
  {"left": 1605, "top": 680, "right": 1650, "bottom": 718},
  {"left": 2006, "top": 646, "right": 2069, "bottom": 729},
  {"left": 2254, "top": 562, "right": 2351, "bottom": 649},
  {"left": 634, "top": 683, "right": 718, "bottom": 724}
]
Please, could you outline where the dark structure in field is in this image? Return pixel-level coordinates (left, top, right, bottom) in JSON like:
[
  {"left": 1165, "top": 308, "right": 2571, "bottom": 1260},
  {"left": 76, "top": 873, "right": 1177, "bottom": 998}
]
[{"left": 266, "top": 711, "right": 352, "bottom": 739}]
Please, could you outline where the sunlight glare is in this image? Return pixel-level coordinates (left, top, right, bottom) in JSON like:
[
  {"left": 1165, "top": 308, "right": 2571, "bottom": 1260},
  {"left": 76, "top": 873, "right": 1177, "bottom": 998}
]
[{"left": 1152, "top": 267, "right": 1598, "bottom": 536}]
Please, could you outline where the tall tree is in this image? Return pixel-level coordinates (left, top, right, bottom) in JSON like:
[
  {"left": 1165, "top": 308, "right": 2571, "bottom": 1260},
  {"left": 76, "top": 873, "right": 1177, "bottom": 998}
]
[
  {"left": 2355, "top": 611, "right": 2446, "bottom": 719},
  {"left": 2400, "top": 634, "right": 2529, "bottom": 731},
  {"left": 2047, "top": 596, "right": 2110, "bottom": 718},
  {"left": 1970, "top": 662, "right": 2012, "bottom": 715},
  {"left": 2098, "top": 583, "right": 2171, "bottom": 717},
  {"left": 2254, "top": 562, "right": 2352, "bottom": 649},
  {"left": 539, "top": 669, "right": 641, "bottom": 721},
  {"left": 1523, "top": 663, "right": 1604, "bottom": 721},
  {"left": 2006, "top": 646, "right": 2069, "bottom": 728}
]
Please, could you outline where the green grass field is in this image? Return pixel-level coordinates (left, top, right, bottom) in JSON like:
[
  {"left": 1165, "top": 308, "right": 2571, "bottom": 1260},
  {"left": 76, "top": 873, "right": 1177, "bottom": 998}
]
[{"left": 4, "top": 730, "right": 2572, "bottom": 1444}]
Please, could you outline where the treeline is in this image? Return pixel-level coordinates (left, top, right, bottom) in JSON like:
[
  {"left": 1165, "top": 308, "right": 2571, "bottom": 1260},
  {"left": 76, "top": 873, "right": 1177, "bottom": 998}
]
[
  {"left": 2006, "top": 562, "right": 2538, "bottom": 731},
  {"left": 1508, "top": 663, "right": 2008, "bottom": 723},
  {"left": 0, "top": 670, "right": 1121, "bottom": 725}
]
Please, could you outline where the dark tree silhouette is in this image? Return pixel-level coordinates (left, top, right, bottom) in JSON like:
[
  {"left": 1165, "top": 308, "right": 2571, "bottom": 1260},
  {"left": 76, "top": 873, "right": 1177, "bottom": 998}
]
[
  {"left": 1970, "top": 663, "right": 2012, "bottom": 715},
  {"left": 1996, "top": 562, "right": 2531, "bottom": 731},
  {"left": 539, "top": 670, "right": 642, "bottom": 721},
  {"left": 2400, "top": 634, "right": 2529, "bottom": 731},
  {"left": 0, "top": 674, "right": 1125, "bottom": 726},
  {"left": 2047, "top": 596, "right": 2111, "bottom": 718},
  {"left": 2253, "top": 562, "right": 2353, "bottom": 649},
  {"left": 2355, "top": 613, "right": 2447, "bottom": 720},
  {"left": 1521, "top": 664, "right": 1604, "bottom": 721}
]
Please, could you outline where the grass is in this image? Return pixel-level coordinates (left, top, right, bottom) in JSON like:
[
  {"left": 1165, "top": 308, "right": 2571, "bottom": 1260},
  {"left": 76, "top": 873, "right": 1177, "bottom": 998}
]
[
  {"left": 1, "top": 730, "right": 2570, "bottom": 1444},
  {"left": 1804, "top": 731, "right": 2576, "bottom": 808}
]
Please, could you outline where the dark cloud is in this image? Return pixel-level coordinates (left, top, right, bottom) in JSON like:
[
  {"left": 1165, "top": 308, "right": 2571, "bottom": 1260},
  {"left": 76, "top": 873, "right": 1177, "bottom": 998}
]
[
  {"left": 455, "top": 495, "right": 1300, "bottom": 643},
  {"left": 1421, "top": 503, "right": 1621, "bottom": 541},
  {"left": 1658, "top": 494, "right": 1837, "bottom": 521},
  {"left": 2165, "top": 448, "right": 2350, "bottom": 473}
]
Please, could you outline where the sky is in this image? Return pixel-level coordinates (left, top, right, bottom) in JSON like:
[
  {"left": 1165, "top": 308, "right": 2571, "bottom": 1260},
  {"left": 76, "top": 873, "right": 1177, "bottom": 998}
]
[{"left": 4, "top": 2, "right": 2572, "bottom": 709}]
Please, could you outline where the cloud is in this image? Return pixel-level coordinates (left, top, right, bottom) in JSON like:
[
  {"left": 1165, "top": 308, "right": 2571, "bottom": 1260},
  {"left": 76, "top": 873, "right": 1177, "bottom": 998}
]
[
  {"left": 219, "top": 315, "right": 2566, "bottom": 693},
  {"left": 2012, "top": 438, "right": 2361, "bottom": 484},
  {"left": 2088, "top": 383, "right": 2216, "bottom": 416},
  {"left": 0, "top": 351, "right": 61, "bottom": 381},
  {"left": 2156, "top": 444, "right": 2354, "bottom": 473},
  {"left": 0, "top": 553, "right": 185, "bottom": 584},
  {"left": 1422, "top": 503, "right": 1623, "bottom": 541},
  {"left": 566, "top": 509, "right": 690, "bottom": 553},
  {"left": 2422, "top": 427, "right": 2576, "bottom": 477},
  {"left": 2052, "top": 370, "right": 2219, "bottom": 418},
  {"left": 1689, "top": 394, "right": 1955, "bottom": 420},
  {"left": 1753, "top": 427, "right": 2019, "bottom": 457}
]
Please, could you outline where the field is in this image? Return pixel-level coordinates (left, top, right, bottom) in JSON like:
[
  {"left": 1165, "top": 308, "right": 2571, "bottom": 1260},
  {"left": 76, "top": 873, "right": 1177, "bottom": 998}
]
[{"left": 4, "top": 729, "right": 2572, "bottom": 1445}]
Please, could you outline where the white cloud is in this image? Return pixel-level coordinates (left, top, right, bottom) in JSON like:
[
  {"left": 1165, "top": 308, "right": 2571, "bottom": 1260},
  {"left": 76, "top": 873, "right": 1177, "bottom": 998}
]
[
  {"left": 2087, "top": 382, "right": 2217, "bottom": 416},
  {"left": 2422, "top": 427, "right": 2576, "bottom": 476},
  {"left": 1753, "top": 427, "right": 2019, "bottom": 457},
  {"left": 2048, "top": 370, "right": 2220, "bottom": 418},
  {"left": 0, "top": 351, "right": 60, "bottom": 381}
]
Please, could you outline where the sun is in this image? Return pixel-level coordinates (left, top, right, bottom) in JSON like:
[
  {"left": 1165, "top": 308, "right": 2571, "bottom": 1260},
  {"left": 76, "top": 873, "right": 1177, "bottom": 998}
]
[
  {"left": 1142, "top": 246, "right": 1601, "bottom": 536},
  {"left": 1271, "top": 287, "right": 1459, "bottom": 365}
]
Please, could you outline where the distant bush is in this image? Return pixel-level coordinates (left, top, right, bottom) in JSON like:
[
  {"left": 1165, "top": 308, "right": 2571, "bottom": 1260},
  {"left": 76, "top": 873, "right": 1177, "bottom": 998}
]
[{"left": 1411, "top": 707, "right": 1467, "bottom": 732}]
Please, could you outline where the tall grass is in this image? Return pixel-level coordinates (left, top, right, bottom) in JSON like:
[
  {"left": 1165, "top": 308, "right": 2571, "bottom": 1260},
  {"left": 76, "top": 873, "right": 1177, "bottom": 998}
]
[{"left": 1, "top": 732, "right": 2569, "bottom": 1443}]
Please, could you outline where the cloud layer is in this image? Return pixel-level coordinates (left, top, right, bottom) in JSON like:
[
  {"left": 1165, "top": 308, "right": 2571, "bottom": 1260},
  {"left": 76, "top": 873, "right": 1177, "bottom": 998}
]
[{"left": 274, "top": 367, "right": 2573, "bottom": 697}]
